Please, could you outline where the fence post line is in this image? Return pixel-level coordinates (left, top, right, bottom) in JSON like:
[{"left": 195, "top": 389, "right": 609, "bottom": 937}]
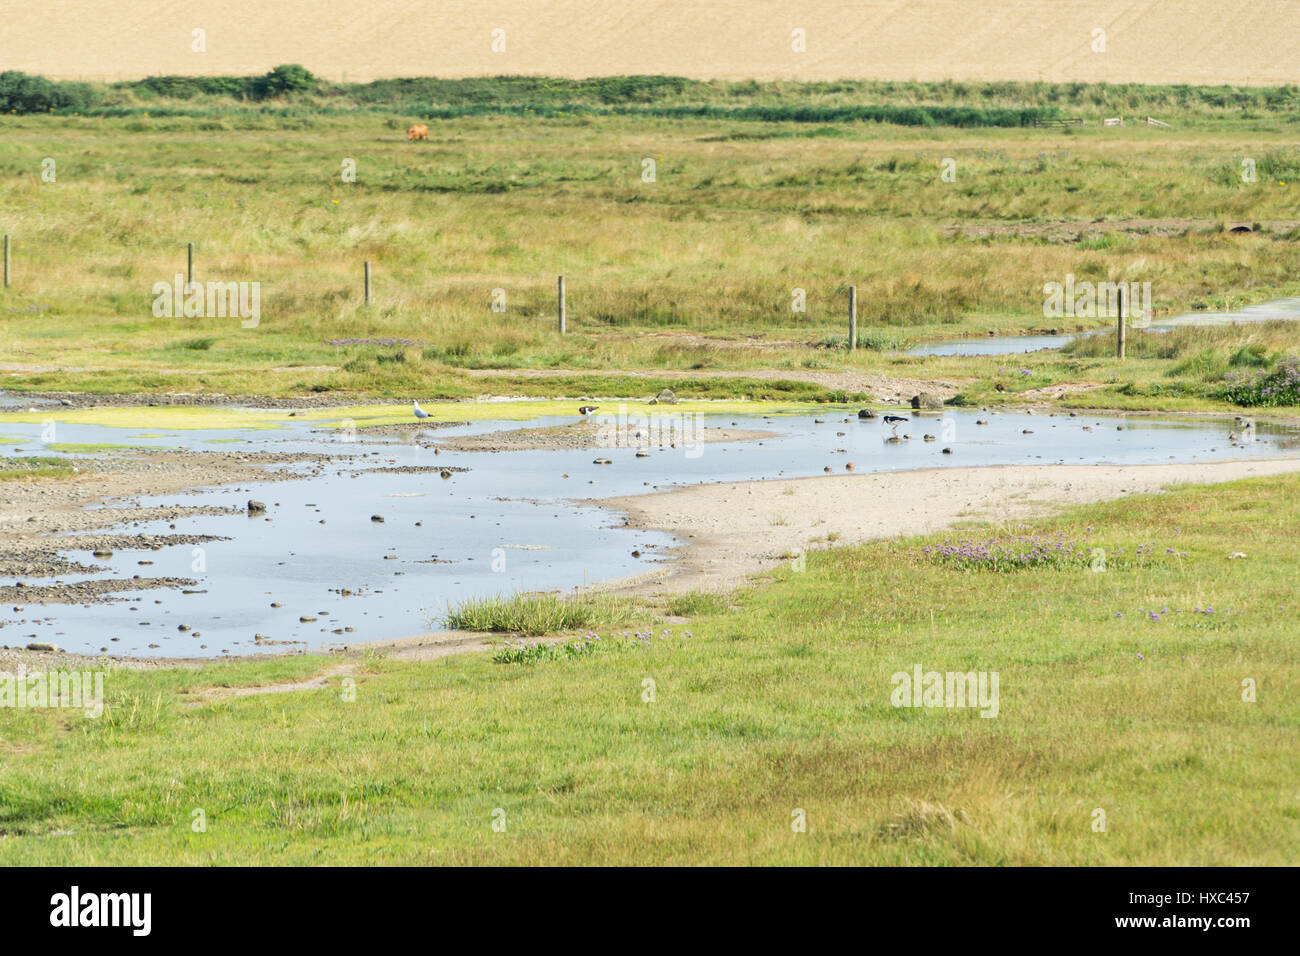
[
  {"left": 2, "top": 234, "right": 9, "bottom": 288},
  {"left": 1117, "top": 285, "right": 1126, "bottom": 360},
  {"left": 186, "top": 241, "right": 194, "bottom": 285},
  {"left": 363, "top": 261, "right": 372, "bottom": 304},
  {"left": 848, "top": 285, "right": 857, "bottom": 351},
  {"left": 557, "top": 274, "right": 566, "bottom": 334}
]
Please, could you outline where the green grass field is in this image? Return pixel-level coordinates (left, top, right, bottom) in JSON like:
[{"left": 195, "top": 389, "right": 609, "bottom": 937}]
[
  {"left": 1, "top": 475, "right": 1295, "bottom": 864},
  {"left": 1, "top": 74, "right": 1299, "bottom": 409}
]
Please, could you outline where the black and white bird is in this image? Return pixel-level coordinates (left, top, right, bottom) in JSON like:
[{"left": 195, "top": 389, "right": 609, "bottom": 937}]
[
  {"left": 578, "top": 405, "right": 599, "bottom": 416},
  {"left": 412, "top": 401, "right": 430, "bottom": 419},
  {"left": 882, "top": 414, "right": 909, "bottom": 437}
]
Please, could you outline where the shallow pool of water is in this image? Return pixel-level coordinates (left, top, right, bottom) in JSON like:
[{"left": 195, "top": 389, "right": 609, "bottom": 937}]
[
  {"left": 1, "top": 408, "right": 1294, "bottom": 658},
  {"left": 908, "top": 333, "right": 1082, "bottom": 357},
  {"left": 908, "top": 296, "right": 1300, "bottom": 357}
]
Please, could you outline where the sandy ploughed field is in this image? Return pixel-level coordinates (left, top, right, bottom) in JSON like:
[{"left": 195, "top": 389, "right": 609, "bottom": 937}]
[{"left": 8, "top": 0, "right": 1300, "bottom": 85}]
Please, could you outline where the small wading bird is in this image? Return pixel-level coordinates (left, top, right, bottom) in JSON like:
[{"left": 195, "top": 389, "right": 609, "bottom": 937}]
[
  {"left": 578, "top": 405, "right": 599, "bottom": 416},
  {"left": 882, "top": 414, "right": 909, "bottom": 438},
  {"left": 412, "top": 401, "right": 430, "bottom": 419}
]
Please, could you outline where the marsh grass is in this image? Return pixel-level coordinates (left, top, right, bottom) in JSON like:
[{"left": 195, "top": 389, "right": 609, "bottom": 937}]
[
  {"left": 43, "top": 442, "right": 146, "bottom": 453},
  {"left": 492, "top": 636, "right": 605, "bottom": 665},
  {"left": 443, "top": 592, "right": 636, "bottom": 635},
  {"left": 0, "top": 455, "right": 78, "bottom": 481},
  {"left": 663, "top": 592, "right": 730, "bottom": 616},
  {"left": 1, "top": 102, "right": 1299, "bottom": 405}
]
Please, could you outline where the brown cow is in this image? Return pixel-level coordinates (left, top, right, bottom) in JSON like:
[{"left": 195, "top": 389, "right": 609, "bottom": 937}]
[{"left": 407, "top": 125, "right": 428, "bottom": 141}]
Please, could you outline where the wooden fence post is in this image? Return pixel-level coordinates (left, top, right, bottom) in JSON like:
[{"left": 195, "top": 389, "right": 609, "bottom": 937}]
[
  {"left": 2, "top": 235, "right": 9, "bottom": 288},
  {"left": 187, "top": 241, "right": 194, "bottom": 285},
  {"left": 364, "top": 261, "right": 372, "bottom": 304},
  {"left": 848, "top": 285, "right": 857, "bottom": 351},
  {"left": 557, "top": 275, "right": 566, "bottom": 334},
  {"left": 1117, "top": 285, "right": 1126, "bottom": 360}
]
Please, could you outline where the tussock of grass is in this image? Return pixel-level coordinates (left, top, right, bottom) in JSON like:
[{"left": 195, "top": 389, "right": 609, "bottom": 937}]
[
  {"left": 44, "top": 442, "right": 146, "bottom": 453},
  {"left": 443, "top": 592, "right": 635, "bottom": 635},
  {"left": 0, "top": 456, "right": 79, "bottom": 481},
  {"left": 664, "top": 592, "right": 730, "bottom": 617},
  {"left": 493, "top": 637, "right": 607, "bottom": 665}
]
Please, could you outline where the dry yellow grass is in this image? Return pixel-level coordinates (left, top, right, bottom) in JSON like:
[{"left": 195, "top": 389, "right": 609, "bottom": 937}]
[{"left": 7, "top": 1, "right": 1300, "bottom": 85}]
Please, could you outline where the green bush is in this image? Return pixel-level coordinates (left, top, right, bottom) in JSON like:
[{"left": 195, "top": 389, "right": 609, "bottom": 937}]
[
  {"left": 0, "top": 71, "right": 100, "bottom": 113},
  {"left": 132, "top": 75, "right": 260, "bottom": 100},
  {"left": 129, "top": 65, "right": 316, "bottom": 102},
  {"left": 255, "top": 64, "right": 317, "bottom": 98}
]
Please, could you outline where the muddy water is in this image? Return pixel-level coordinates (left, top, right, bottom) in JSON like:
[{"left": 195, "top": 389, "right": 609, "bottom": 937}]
[{"left": 1, "top": 408, "right": 1296, "bottom": 658}]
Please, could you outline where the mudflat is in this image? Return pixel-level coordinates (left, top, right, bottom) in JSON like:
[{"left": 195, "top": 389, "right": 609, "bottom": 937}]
[{"left": 598, "top": 458, "right": 1300, "bottom": 594}]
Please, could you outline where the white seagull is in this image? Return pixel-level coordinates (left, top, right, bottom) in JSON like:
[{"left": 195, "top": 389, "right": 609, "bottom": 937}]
[{"left": 412, "top": 401, "right": 430, "bottom": 419}]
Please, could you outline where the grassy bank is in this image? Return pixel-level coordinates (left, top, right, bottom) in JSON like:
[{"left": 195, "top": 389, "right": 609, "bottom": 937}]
[{"left": 1, "top": 473, "right": 1295, "bottom": 864}]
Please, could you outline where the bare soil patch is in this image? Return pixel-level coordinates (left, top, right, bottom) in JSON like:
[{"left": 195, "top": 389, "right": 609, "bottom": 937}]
[
  {"left": 464, "top": 367, "right": 969, "bottom": 403},
  {"left": 434, "top": 419, "right": 776, "bottom": 452}
]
